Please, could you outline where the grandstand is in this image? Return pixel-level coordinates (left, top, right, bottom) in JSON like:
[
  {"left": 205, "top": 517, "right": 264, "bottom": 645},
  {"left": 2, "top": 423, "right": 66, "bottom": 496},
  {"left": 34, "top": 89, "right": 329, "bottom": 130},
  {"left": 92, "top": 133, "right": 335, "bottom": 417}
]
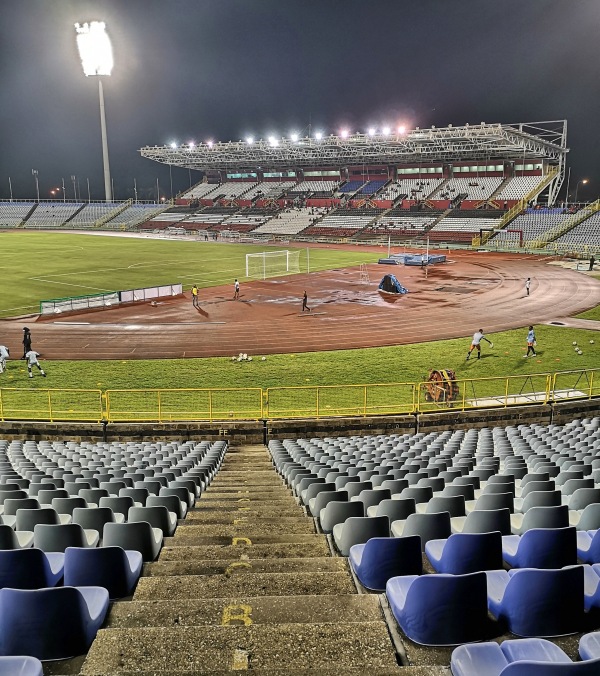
[
  {"left": 25, "top": 202, "right": 84, "bottom": 228},
  {"left": 66, "top": 202, "right": 125, "bottom": 228},
  {"left": 0, "top": 201, "right": 36, "bottom": 227}
]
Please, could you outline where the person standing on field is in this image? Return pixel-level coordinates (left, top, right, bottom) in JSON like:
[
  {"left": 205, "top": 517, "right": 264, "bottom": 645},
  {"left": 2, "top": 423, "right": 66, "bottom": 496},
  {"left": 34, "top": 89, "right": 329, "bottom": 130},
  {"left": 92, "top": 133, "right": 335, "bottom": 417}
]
[
  {"left": 233, "top": 279, "right": 240, "bottom": 300},
  {"left": 0, "top": 345, "right": 9, "bottom": 374},
  {"left": 525, "top": 278, "right": 531, "bottom": 296},
  {"left": 524, "top": 325, "right": 537, "bottom": 358},
  {"left": 191, "top": 284, "right": 199, "bottom": 308},
  {"left": 22, "top": 327, "right": 32, "bottom": 359},
  {"left": 25, "top": 350, "right": 46, "bottom": 379},
  {"left": 466, "top": 329, "right": 492, "bottom": 360}
]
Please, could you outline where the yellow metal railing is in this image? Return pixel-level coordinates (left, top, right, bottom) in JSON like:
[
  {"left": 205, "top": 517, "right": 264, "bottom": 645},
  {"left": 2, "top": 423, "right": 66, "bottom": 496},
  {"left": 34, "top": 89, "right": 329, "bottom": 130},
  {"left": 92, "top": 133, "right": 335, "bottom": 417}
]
[
  {"left": 0, "top": 369, "right": 598, "bottom": 423},
  {"left": 0, "top": 389, "right": 103, "bottom": 423}
]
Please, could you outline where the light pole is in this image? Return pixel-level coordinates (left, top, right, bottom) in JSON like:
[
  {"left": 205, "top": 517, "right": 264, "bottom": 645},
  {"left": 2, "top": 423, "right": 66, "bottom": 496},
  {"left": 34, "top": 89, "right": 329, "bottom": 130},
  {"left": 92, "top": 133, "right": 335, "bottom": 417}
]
[
  {"left": 574, "top": 179, "right": 588, "bottom": 205},
  {"left": 71, "top": 175, "right": 77, "bottom": 201},
  {"left": 32, "top": 169, "right": 39, "bottom": 202},
  {"left": 75, "top": 21, "right": 113, "bottom": 202}
]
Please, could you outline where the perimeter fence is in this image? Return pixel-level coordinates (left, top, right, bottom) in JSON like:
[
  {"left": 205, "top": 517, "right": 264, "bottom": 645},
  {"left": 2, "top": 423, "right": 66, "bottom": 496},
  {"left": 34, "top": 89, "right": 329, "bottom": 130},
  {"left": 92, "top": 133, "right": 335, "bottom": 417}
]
[{"left": 0, "top": 368, "right": 597, "bottom": 423}]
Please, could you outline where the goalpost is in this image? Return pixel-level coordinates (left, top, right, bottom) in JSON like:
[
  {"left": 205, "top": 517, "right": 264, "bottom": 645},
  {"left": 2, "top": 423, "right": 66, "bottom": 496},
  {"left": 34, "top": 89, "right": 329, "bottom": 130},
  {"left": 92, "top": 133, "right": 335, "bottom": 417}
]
[{"left": 245, "top": 249, "right": 301, "bottom": 279}]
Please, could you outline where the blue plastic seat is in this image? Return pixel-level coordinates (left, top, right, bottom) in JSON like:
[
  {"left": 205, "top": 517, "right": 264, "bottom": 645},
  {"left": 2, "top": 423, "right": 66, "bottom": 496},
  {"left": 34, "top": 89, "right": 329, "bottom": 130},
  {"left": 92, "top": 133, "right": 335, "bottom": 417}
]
[
  {"left": 386, "top": 571, "right": 490, "bottom": 645},
  {"left": 0, "top": 548, "right": 64, "bottom": 589},
  {"left": 0, "top": 656, "right": 43, "bottom": 676},
  {"left": 426, "top": 531, "right": 503, "bottom": 574},
  {"left": 502, "top": 527, "right": 577, "bottom": 569},
  {"left": 64, "top": 546, "right": 143, "bottom": 599},
  {"left": 577, "top": 530, "right": 600, "bottom": 564},
  {"left": 349, "top": 536, "right": 422, "bottom": 592},
  {"left": 451, "top": 638, "right": 600, "bottom": 676},
  {"left": 486, "top": 566, "right": 585, "bottom": 636},
  {"left": 580, "top": 631, "right": 600, "bottom": 660},
  {"left": 0, "top": 586, "right": 109, "bottom": 660}
]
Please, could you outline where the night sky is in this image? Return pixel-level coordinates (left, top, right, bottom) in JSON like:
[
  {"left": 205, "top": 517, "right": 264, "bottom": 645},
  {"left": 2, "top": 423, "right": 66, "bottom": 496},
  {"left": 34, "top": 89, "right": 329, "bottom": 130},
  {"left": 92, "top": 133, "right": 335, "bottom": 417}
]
[{"left": 1, "top": 0, "right": 598, "bottom": 202}]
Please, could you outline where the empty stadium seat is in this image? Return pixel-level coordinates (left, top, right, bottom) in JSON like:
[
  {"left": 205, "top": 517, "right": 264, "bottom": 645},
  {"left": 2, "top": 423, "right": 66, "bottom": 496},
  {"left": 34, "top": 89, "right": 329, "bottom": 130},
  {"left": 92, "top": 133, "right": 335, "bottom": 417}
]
[
  {"left": 64, "top": 546, "right": 143, "bottom": 599},
  {"left": 349, "top": 536, "right": 422, "bottom": 592},
  {"left": 0, "top": 548, "right": 64, "bottom": 589},
  {"left": 332, "top": 516, "right": 389, "bottom": 556},
  {"left": 102, "top": 521, "right": 162, "bottom": 562},
  {"left": 502, "top": 527, "right": 577, "bottom": 569},
  {"left": 33, "top": 523, "right": 99, "bottom": 552},
  {"left": 426, "top": 531, "right": 503, "bottom": 574}
]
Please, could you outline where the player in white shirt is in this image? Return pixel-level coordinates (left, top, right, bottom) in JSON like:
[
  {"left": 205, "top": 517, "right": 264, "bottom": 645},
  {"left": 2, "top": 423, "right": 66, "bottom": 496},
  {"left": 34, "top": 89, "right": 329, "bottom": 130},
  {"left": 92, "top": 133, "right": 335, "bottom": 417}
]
[
  {"left": 25, "top": 350, "right": 46, "bottom": 378},
  {"left": 466, "top": 329, "right": 493, "bottom": 360},
  {"left": 0, "top": 345, "right": 9, "bottom": 374}
]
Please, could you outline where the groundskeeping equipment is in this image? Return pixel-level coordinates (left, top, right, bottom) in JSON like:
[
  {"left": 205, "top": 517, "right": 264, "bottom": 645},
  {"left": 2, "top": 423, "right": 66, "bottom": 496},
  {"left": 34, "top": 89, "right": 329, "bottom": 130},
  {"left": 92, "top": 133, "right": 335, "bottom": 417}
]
[
  {"left": 245, "top": 250, "right": 301, "bottom": 279},
  {"left": 424, "top": 368, "right": 460, "bottom": 403}
]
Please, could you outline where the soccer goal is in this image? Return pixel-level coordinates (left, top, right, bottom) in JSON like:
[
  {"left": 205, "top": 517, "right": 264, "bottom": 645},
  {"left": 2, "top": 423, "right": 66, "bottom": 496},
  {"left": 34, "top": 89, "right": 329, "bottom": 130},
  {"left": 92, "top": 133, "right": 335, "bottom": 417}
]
[{"left": 245, "top": 249, "right": 301, "bottom": 279}]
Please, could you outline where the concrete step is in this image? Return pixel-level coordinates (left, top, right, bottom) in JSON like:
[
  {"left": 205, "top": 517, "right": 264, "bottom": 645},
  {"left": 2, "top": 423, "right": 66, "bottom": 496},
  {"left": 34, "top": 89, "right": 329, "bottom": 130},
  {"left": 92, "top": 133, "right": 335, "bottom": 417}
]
[
  {"left": 106, "top": 594, "right": 379, "bottom": 628},
  {"left": 192, "top": 502, "right": 299, "bottom": 513},
  {"left": 159, "top": 541, "right": 330, "bottom": 561},
  {"left": 185, "top": 509, "right": 303, "bottom": 521},
  {"left": 165, "top": 533, "right": 323, "bottom": 546},
  {"left": 78, "top": 670, "right": 447, "bottom": 676},
  {"left": 133, "top": 571, "right": 356, "bottom": 600},
  {"left": 81, "top": 622, "right": 399, "bottom": 674},
  {"left": 145, "top": 557, "right": 347, "bottom": 577},
  {"left": 201, "top": 492, "right": 295, "bottom": 501},
  {"left": 176, "top": 520, "right": 314, "bottom": 535}
]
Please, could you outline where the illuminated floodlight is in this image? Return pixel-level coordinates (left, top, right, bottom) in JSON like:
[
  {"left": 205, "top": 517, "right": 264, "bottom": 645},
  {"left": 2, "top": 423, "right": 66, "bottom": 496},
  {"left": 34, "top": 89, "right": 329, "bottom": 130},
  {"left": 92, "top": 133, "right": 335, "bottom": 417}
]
[
  {"left": 340, "top": 129, "right": 349, "bottom": 139},
  {"left": 206, "top": 140, "right": 213, "bottom": 148},
  {"left": 170, "top": 142, "right": 177, "bottom": 149},
  {"left": 382, "top": 126, "right": 391, "bottom": 135},
  {"left": 246, "top": 136, "right": 254, "bottom": 145},
  {"left": 268, "top": 136, "right": 279, "bottom": 147},
  {"left": 314, "top": 131, "right": 323, "bottom": 140},
  {"left": 397, "top": 125, "right": 407, "bottom": 135},
  {"left": 290, "top": 132, "right": 299, "bottom": 142},
  {"left": 368, "top": 128, "right": 376, "bottom": 137},
  {"left": 188, "top": 141, "right": 195, "bottom": 148},
  {"left": 75, "top": 22, "right": 113, "bottom": 76}
]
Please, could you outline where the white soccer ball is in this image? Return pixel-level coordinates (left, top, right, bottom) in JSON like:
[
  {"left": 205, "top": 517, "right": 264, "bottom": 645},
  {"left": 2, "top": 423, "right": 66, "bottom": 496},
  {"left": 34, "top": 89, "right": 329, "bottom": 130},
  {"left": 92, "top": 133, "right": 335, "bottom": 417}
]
[
  {"left": 578, "top": 350, "right": 583, "bottom": 355},
  {"left": 242, "top": 353, "right": 247, "bottom": 360},
  {"left": 237, "top": 356, "right": 242, "bottom": 362},
  {"left": 231, "top": 356, "right": 236, "bottom": 361},
  {"left": 248, "top": 356, "right": 252, "bottom": 362},
  {"left": 261, "top": 356, "right": 266, "bottom": 361},
  {"left": 591, "top": 340, "right": 595, "bottom": 345},
  {"left": 573, "top": 341, "right": 577, "bottom": 346}
]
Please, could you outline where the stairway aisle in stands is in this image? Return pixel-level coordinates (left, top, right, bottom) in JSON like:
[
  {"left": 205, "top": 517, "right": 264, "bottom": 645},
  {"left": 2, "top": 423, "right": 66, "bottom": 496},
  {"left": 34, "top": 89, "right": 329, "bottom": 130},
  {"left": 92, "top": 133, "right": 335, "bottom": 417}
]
[{"left": 79, "top": 445, "right": 447, "bottom": 675}]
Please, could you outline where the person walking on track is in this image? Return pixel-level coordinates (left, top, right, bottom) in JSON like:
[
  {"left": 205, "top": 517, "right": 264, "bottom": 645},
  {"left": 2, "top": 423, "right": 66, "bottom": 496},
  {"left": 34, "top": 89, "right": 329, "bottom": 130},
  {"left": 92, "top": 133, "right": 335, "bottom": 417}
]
[
  {"left": 524, "top": 325, "right": 537, "bottom": 358},
  {"left": 22, "top": 327, "right": 32, "bottom": 359},
  {"left": 466, "top": 329, "right": 493, "bottom": 360},
  {"left": 233, "top": 279, "right": 240, "bottom": 300},
  {"left": 302, "top": 291, "right": 311, "bottom": 312},
  {"left": 191, "top": 284, "right": 199, "bottom": 308}
]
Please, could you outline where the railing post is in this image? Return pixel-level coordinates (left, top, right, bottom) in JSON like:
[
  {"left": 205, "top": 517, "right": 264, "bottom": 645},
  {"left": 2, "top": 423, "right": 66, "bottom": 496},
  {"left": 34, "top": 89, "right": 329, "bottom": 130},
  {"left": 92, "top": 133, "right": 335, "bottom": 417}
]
[
  {"left": 0, "top": 389, "right": 3, "bottom": 421},
  {"left": 363, "top": 385, "right": 367, "bottom": 417},
  {"left": 209, "top": 389, "right": 213, "bottom": 421},
  {"left": 316, "top": 387, "right": 320, "bottom": 418},
  {"left": 47, "top": 389, "right": 53, "bottom": 423},
  {"left": 505, "top": 377, "right": 509, "bottom": 408},
  {"left": 157, "top": 390, "right": 162, "bottom": 423}
]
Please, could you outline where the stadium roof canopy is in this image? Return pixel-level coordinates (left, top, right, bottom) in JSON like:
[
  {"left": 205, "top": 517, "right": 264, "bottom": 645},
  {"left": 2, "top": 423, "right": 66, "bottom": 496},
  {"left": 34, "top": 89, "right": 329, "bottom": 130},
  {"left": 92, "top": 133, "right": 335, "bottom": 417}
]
[{"left": 139, "top": 120, "right": 568, "bottom": 172}]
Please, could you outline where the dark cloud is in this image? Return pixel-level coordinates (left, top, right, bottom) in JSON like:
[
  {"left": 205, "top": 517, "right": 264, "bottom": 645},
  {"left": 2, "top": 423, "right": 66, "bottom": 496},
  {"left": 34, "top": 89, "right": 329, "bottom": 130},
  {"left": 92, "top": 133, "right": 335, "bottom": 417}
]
[{"left": 1, "top": 0, "right": 598, "bottom": 202}]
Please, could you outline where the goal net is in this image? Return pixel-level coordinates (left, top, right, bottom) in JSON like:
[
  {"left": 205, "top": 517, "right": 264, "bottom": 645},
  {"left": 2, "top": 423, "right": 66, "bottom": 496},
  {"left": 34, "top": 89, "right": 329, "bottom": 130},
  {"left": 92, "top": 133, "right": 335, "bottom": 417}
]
[{"left": 245, "top": 249, "right": 301, "bottom": 279}]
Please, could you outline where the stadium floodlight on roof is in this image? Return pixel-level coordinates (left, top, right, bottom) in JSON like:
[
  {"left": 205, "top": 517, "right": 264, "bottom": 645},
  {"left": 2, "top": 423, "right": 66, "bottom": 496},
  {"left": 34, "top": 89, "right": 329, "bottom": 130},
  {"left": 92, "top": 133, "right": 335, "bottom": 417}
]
[{"left": 75, "top": 21, "right": 113, "bottom": 202}]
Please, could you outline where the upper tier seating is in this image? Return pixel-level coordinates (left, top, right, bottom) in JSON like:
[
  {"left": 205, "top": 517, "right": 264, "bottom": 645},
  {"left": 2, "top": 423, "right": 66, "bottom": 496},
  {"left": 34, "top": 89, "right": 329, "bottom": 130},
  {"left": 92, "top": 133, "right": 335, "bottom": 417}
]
[
  {"left": 494, "top": 175, "right": 547, "bottom": 200},
  {"left": 107, "top": 204, "right": 166, "bottom": 229},
  {"left": 209, "top": 182, "right": 258, "bottom": 200},
  {"left": 433, "top": 177, "right": 503, "bottom": 201},
  {"left": 555, "top": 211, "right": 600, "bottom": 246},
  {"left": 357, "top": 180, "right": 387, "bottom": 195},
  {"left": 0, "top": 201, "right": 36, "bottom": 227},
  {"left": 378, "top": 178, "right": 445, "bottom": 201},
  {"left": 245, "top": 181, "right": 297, "bottom": 200},
  {"left": 430, "top": 216, "right": 502, "bottom": 233},
  {"left": 252, "top": 208, "right": 326, "bottom": 235},
  {"left": 24, "top": 203, "right": 84, "bottom": 228},
  {"left": 490, "top": 211, "right": 572, "bottom": 243},
  {"left": 338, "top": 180, "right": 366, "bottom": 194},
  {"left": 284, "top": 180, "right": 339, "bottom": 197},
  {"left": 179, "top": 183, "right": 221, "bottom": 200}
]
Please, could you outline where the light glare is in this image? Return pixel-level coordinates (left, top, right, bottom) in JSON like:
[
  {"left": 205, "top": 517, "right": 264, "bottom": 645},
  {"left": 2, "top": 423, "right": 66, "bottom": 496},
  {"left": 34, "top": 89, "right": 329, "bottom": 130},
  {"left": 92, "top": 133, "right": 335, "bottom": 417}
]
[
  {"left": 290, "top": 132, "right": 299, "bottom": 142},
  {"left": 246, "top": 136, "right": 254, "bottom": 144},
  {"left": 368, "top": 128, "right": 376, "bottom": 136},
  {"left": 170, "top": 142, "right": 177, "bottom": 149},
  {"left": 75, "top": 21, "right": 113, "bottom": 76},
  {"left": 314, "top": 131, "right": 323, "bottom": 140},
  {"left": 382, "top": 126, "right": 391, "bottom": 135},
  {"left": 340, "top": 129, "right": 349, "bottom": 138},
  {"left": 397, "top": 125, "right": 406, "bottom": 135}
]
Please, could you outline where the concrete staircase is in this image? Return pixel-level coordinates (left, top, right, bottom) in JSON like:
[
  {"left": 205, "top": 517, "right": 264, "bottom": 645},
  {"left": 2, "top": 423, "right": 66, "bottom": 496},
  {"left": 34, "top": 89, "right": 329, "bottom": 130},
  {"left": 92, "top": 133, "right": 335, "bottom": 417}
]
[{"left": 53, "top": 445, "right": 451, "bottom": 675}]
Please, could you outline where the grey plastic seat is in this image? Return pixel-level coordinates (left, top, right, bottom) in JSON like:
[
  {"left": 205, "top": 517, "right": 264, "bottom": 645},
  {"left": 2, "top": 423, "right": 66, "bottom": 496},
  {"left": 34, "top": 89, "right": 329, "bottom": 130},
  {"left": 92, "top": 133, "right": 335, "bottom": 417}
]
[
  {"left": 301, "top": 481, "right": 335, "bottom": 507},
  {"left": 309, "top": 489, "right": 348, "bottom": 517},
  {"left": 332, "top": 516, "right": 390, "bottom": 557},
  {"left": 1, "top": 498, "right": 41, "bottom": 528},
  {"left": 438, "top": 484, "right": 475, "bottom": 501},
  {"left": 334, "top": 475, "right": 360, "bottom": 491},
  {"left": 15, "top": 508, "right": 70, "bottom": 532},
  {"left": 518, "top": 472, "right": 550, "bottom": 488},
  {"left": 451, "top": 507, "right": 512, "bottom": 535},
  {"left": 103, "top": 521, "right": 163, "bottom": 562},
  {"left": 98, "top": 496, "right": 135, "bottom": 520},
  {"left": 128, "top": 505, "right": 177, "bottom": 537},
  {"left": 71, "top": 507, "right": 123, "bottom": 536},
  {"left": 560, "top": 478, "right": 594, "bottom": 497},
  {"left": 465, "top": 491, "right": 514, "bottom": 514},
  {"left": 0, "top": 523, "right": 34, "bottom": 549},
  {"left": 351, "top": 488, "right": 390, "bottom": 512},
  {"left": 119, "top": 487, "right": 149, "bottom": 506},
  {"left": 99, "top": 480, "right": 128, "bottom": 496},
  {"left": 169, "top": 480, "right": 199, "bottom": 502},
  {"left": 416, "top": 495, "right": 465, "bottom": 517},
  {"left": 514, "top": 480, "right": 555, "bottom": 500},
  {"left": 64, "top": 482, "right": 91, "bottom": 497},
  {"left": 569, "top": 503, "right": 600, "bottom": 530},
  {"left": 33, "top": 523, "right": 99, "bottom": 552},
  {"left": 0, "top": 489, "right": 28, "bottom": 508},
  {"left": 319, "top": 500, "right": 363, "bottom": 534},
  {"left": 294, "top": 476, "right": 323, "bottom": 498},
  {"left": 555, "top": 470, "right": 584, "bottom": 486},
  {"left": 379, "top": 479, "right": 408, "bottom": 496},
  {"left": 367, "top": 497, "right": 416, "bottom": 520},
  {"left": 510, "top": 504, "right": 569, "bottom": 535},
  {"left": 514, "top": 489, "right": 562, "bottom": 513},
  {"left": 567, "top": 488, "right": 600, "bottom": 512},
  {"left": 78, "top": 488, "right": 109, "bottom": 506},
  {"left": 50, "top": 497, "right": 87, "bottom": 517},
  {"left": 146, "top": 495, "right": 187, "bottom": 520},
  {"left": 36, "top": 489, "right": 69, "bottom": 506},
  {"left": 161, "top": 487, "right": 193, "bottom": 511},
  {"left": 391, "top": 511, "right": 452, "bottom": 551},
  {"left": 397, "top": 486, "right": 433, "bottom": 505}
]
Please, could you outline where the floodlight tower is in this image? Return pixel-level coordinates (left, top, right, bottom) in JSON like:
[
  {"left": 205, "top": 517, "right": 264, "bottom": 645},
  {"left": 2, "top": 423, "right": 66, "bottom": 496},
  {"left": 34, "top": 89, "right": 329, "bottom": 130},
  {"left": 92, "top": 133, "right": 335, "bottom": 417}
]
[{"left": 75, "top": 21, "right": 114, "bottom": 202}]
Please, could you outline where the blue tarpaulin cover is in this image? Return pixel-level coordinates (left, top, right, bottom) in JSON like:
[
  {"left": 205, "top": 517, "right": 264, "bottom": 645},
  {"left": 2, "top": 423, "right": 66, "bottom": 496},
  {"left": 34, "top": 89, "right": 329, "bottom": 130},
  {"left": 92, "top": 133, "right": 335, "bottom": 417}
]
[{"left": 378, "top": 274, "right": 409, "bottom": 294}]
